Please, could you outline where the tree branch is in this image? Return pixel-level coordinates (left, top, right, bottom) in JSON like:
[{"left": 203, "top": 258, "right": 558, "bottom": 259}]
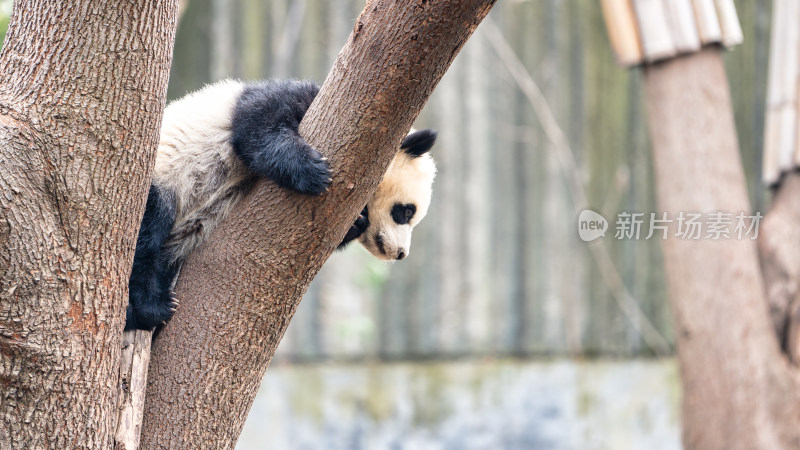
[{"left": 139, "top": 1, "right": 497, "bottom": 448}]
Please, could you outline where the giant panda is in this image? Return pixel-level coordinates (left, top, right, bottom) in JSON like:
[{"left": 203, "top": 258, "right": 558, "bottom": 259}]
[{"left": 125, "top": 79, "right": 437, "bottom": 330}]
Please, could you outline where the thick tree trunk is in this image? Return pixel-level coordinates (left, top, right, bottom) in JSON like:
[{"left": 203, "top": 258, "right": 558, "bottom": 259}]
[
  {"left": 643, "top": 48, "right": 800, "bottom": 449},
  {"left": 139, "top": 1, "right": 497, "bottom": 448},
  {"left": 0, "top": 1, "right": 178, "bottom": 449}
]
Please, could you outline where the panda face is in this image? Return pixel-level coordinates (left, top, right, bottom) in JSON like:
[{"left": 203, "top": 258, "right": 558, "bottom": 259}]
[{"left": 358, "top": 129, "right": 436, "bottom": 261}]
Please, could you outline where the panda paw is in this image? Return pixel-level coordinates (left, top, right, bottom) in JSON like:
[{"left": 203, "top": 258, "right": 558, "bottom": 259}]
[
  {"left": 167, "top": 291, "right": 179, "bottom": 311},
  {"left": 285, "top": 145, "right": 332, "bottom": 196},
  {"left": 338, "top": 206, "right": 369, "bottom": 249},
  {"left": 162, "top": 292, "right": 179, "bottom": 325},
  {"left": 351, "top": 208, "right": 369, "bottom": 235},
  {"left": 124, "top": 290, "right": 179, "bottom": 331}
]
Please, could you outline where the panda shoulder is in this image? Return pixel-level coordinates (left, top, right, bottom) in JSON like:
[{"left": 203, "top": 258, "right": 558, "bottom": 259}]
[
  {"left": 159, "top": 80, "right": 247, "bottom": 144},
  {"left": 162, "top": 79, "right": 247, "bottom": 125}
]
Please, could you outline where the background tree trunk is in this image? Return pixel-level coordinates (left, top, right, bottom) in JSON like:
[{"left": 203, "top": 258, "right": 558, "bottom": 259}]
[
  {"left": 643, "top": 48, "right": 800, "bottom": 449},
  {"left": 139, "top": 1, "right": 497, "bottom": 448},
  {"left": 0, "top": 1, "right": 178, "bottom": 448}
]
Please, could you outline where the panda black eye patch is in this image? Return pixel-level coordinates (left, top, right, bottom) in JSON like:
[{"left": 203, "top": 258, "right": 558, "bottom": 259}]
[{"left": 391, "top": 203, "right": 416, "bottom": 225}]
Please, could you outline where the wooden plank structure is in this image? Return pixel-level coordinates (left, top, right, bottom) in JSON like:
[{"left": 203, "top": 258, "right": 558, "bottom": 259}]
[
  {"left": 599, "top": 0, "right": 643, "bottom": 65},
  {"left": 663, "top": 0, "right": 701, "bottom": 54},
  {"left": 763, "top": 0, "right": 800, "bottom": 186},
  {"left": 600, "top": 0, "right": 742, "bottom": 66}
]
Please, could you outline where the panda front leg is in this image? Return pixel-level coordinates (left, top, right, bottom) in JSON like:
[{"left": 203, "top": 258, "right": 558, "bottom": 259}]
[
  {"left": 231, "top": 80, "right": 332, "bottom": 195},
  {"left": 126, "top": 185, "right": 178, "bottom": 331}
]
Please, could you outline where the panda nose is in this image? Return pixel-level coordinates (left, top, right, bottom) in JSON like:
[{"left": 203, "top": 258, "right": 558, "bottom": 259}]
[{"left": 397, "top": 250, "right": 406, "bottom": 260}]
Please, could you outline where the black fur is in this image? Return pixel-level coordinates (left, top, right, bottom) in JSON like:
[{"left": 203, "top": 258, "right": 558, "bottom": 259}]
[
  {"left": 338, "top": 206, "right": 369, "bottom": 250},
  {"left": 390, "top": 203, "right": 416, "bottom": 225},
  {"left": 375, "top": 233, "right": 387, "bottom": 257},
  {"left": 126, "top": 185, "right": 179, "bottom": 330},
  {"left": 231, "top": 80, "right": 331, "bottom": 195},
  {"left": 400, "top": 129, "right": 437, "bottom": 158}
]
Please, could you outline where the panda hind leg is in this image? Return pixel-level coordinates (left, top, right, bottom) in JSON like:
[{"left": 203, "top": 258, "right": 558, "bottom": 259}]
[{"left": 126, "top": 184, "right": 178, "bottom": 331}]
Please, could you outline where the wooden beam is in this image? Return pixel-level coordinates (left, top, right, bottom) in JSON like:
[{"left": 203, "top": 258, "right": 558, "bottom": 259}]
[
  {"left": 691, "top": 0, "right": 722, "bottom": 44},
  {"left": 633, "top": 0, "right": 677, "bottom": 62},
  {"left": 600, "top": 0, "right": 644, "bottom": 66},
  {"left": 714, "top": 0, "right": 744, "bottom": 47},
  {"left": 763, "top": 0, "right": 799, "bottom": 184},
  {"left": 662, "top": 0, "right": 701, "bottom": 53}
]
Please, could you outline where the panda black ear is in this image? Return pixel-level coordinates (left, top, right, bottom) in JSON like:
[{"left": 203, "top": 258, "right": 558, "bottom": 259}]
[{"left": 400, "top": 129, "right": 437, "bottom": 158}]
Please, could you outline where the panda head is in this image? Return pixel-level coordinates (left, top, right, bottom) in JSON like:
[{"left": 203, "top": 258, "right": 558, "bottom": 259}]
[{"left": 358, "top": 129, "right": 437, "bottom": 261}]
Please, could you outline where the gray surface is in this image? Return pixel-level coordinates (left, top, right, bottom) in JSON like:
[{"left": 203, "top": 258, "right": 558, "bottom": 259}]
[{"left": 237, "top": 359, "right": 680, "bottom": 450}]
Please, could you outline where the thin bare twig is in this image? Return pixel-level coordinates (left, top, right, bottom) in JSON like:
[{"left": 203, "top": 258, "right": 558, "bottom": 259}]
[{"left": 482, "top": 17, "right": 671, "bottom": 356}]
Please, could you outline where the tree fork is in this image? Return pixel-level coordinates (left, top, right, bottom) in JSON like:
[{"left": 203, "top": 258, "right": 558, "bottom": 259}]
[{"left": 139, "top": 1, "right": 497, "bottom": 448}]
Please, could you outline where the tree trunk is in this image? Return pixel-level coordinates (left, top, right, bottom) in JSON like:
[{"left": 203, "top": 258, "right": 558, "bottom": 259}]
[
  {"left": 643, "top": 48, "right": 800, "bottom": 449},
  {"left": 139, "top": 1, "right": 497, "bottom": 448},
  {"left": 0, "top": 1, "right": 178, "bottom": 449}
]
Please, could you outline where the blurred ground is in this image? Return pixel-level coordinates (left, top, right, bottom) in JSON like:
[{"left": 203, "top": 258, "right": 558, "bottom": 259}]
[{"left": 237, "top": 359, "right": 680, "bottom": 450}]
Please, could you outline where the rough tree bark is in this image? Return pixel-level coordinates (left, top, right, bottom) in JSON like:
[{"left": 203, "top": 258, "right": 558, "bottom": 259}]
[
  {"left": 643, "top": 48, "right": 800, "bottom": 449},
  {"left": 0, "top": 1, "right": 178, "bottom": 449},
  {"left": 139, "top": 1, "right": 496, "bottom": 448}
]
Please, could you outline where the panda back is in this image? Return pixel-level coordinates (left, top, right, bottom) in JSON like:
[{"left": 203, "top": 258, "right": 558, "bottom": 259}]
[
  {"left": 155, "top": 79, "right": 254, "bottom": 263},
  {"left": 155, "top": 80, "right": 250, "bottom": 212}
]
